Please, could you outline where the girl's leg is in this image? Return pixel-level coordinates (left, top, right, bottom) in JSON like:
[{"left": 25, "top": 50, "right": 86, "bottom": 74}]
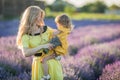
[
  {"left": 41, "top": 62, "right": 50, "bottom": 80},
  {"left": 42, "top": 61, "right": 49, "bottom": 76},
  {"left": 41, "top": 54, "right": 55, "bottom": 80}
]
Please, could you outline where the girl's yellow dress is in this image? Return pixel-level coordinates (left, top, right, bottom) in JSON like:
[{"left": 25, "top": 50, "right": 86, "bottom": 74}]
[
  {"left": 21, "top": 27, "right": 63, "bottom": 80},
  {"left": 54, "top": 26, "right": 71, "bottom": 55}
]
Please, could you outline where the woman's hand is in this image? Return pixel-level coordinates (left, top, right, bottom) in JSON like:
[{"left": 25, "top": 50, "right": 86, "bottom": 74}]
[{"left": 43, "top": 43, "right": 54, "bottom": 50}]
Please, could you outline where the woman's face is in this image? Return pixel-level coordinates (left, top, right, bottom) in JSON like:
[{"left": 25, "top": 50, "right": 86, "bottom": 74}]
[{"left": 36, "top": 13, "right": 44, "bottom": 27}]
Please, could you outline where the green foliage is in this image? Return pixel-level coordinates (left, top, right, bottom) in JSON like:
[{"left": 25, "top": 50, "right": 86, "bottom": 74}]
[
  {"left": 48, "top": 0, "right": 66, "bottom": 11},
  {"left": 46, "top": 12, "right": 120, "bottom": 20},
  {"left": 45, "top": 7, "right": 51, "bottom": 13},
  {"left": 46, "top": 0, "right": 76, "bottom": 14},
  {"left": 64, "top": 5, "right": 76, "bottom": 15},
  {"left": 45, "top": 7, "right": 51, "bottom": 16},
  {"left": 108, "top": 5, "right": 120, "bottom": 10},
  {"left": 45, "top": 7, "right": 54, "bottom": 18},
  {"left": 80, "top": 1, "right": 107, "bottom": 13}
]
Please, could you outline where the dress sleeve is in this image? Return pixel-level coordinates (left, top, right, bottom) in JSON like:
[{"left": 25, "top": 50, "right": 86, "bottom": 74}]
[{"left": 21, "top": 35, "right": 29, "bottom": 48}]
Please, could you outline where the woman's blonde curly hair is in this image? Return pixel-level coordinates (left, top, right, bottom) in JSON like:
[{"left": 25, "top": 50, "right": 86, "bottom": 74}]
[{"left": 16, "top": 6, "right": 45, "bottom": 48}]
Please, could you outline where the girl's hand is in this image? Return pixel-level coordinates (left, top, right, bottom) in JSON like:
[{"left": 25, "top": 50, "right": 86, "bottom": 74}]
[{"left": 53, "top": 30, "right": 60, "bottom": 37}]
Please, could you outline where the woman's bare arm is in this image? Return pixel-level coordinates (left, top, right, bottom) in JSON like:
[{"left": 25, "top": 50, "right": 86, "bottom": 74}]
[{"left": 22, "top": 43, "right": 52, "bottom": 57}]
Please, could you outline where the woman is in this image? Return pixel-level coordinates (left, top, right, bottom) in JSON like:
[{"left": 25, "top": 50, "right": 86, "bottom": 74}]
[{"left": 16, "top": 6, "right": 63, "bottom": 80}]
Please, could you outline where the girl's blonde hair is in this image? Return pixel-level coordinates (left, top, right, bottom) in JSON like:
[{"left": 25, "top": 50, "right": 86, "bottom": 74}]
[
  {"left": 16, "top": 6, "right": 45, "bottom": 48},
  {"left": 55, "top": 14, "right": 72, "bottom": 29}
]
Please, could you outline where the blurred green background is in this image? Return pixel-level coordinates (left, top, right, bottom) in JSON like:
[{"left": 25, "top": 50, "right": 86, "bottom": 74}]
[{"left": 0, "top": 0, "right": 120, "bottom": 20}]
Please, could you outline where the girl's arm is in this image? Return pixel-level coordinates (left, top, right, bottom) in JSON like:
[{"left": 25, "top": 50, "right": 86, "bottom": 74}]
[
  {"left": 53, "top": 29, "right": 60, "bottom": 37},
  {"left": 22, "top": 43, "right": 52, "bottom": 57}
]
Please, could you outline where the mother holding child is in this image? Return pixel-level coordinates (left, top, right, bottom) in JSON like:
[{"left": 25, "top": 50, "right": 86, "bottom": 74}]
[{"left": 16, "top": 6, "right": 73, "bottom": 80}]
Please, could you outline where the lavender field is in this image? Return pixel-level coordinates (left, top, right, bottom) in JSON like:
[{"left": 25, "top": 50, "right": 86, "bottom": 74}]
[{"left": 0, "top": 19, "right": 120, "bottom": 80}]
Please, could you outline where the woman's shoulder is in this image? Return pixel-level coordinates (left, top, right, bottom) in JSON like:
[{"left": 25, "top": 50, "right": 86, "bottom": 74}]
[
  {"left": 22, "top": 34, "right": 29, "bottom": 40},
  {"left": 22, "top": 34, "right": 29, "bottom": 37}
]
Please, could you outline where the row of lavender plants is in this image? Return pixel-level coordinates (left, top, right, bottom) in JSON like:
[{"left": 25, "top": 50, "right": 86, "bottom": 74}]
[
  {"left": 0, "top": 36, "right": 32, "bottom": 80},
  {"left": 62, "top": 37, "right": 120, "bottom": 80},
  {"left": 99, "top": 61, "right": 120, "bottom": 80},
  {"left": 0, "top": 24, "right": 120, "bottom": 80},
  {"left": 68, "top": 24, "right": 120, "bottom": 55}
]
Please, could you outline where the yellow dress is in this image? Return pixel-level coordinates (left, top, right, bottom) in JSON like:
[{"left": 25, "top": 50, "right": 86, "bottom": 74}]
[{"left": 21, "top": 27, "right": 63, "bottom": 80}]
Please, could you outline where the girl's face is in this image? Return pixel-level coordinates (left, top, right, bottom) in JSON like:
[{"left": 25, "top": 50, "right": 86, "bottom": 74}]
[
  {"left": 55, "top": 18, "right": 60, "bottom": 29},
  {"left": 56, "top": 22, "right": 63, "bottom": 30},
  {"left": 56, "top": 22, "right": 59, "bottom": 28}
]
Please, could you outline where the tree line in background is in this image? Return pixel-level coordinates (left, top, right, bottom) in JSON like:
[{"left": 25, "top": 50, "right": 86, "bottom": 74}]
[
  {"left": 45, "top": 0, "right": 120, "bottom": 14},
  {"left": 0, "top": 0, "right": 44, "bottom": 19},
  {"left": 0, "top": 0, "right": 120, "bottom": 19}
]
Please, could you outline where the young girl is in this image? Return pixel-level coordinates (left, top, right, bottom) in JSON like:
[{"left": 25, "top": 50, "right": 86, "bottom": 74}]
[
  {"left": 41, "top": 14, "right": 73, "bottom": 80},
  {"left": 16, "top": 6, "right": 64, "bottom": 80}
]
